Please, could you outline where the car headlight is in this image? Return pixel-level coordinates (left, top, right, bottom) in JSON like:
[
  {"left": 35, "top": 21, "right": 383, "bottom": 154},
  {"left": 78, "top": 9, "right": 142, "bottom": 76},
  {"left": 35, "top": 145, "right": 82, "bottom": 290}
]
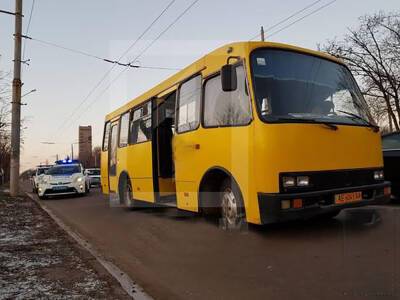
[
  {"left": 76, "top": 177, "right": 83, "bottom": 183},
  {"left": 373, "top": 170, "right": 384, "bottom": 180}
]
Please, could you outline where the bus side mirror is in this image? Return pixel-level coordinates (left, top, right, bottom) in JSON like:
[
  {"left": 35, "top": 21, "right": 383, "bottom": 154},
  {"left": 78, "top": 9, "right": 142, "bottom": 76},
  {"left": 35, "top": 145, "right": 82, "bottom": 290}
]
[{"left": 221, "top": 64, "right": 237, "bottom": 92}]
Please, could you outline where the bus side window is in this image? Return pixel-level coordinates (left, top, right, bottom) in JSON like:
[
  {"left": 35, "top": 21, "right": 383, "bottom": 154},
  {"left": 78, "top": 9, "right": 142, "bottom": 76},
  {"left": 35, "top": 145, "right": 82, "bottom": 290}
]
[
  {"left": 204, "top": 65, "right": 252, "bottom": 127},
  {"left": 130, "top": 102, "right": 152, "bottom": 144},
  {"left": 119, "top": 112, "right": 130, "bottom": 147},
  {"left": 102, "top": 122, "right": 111, "bottom": 151},
  {"left": 177, "top": 75, "right": 201, "bottom": 133}
]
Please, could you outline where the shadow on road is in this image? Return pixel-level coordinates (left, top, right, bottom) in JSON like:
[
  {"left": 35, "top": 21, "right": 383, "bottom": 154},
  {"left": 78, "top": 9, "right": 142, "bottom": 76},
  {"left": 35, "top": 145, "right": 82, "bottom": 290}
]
[{"left": 111, "top": 199, "right": 391, "bottom": 239}]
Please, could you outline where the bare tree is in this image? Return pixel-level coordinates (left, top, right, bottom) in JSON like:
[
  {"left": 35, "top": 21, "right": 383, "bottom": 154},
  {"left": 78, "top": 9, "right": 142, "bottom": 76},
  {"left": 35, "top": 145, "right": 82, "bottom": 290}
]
[
  {"left": 322, "top": 11, "right": 400, "bottom": 132},
  {"left": 0, "top": 70, "right": 11, "bottom": 183}
]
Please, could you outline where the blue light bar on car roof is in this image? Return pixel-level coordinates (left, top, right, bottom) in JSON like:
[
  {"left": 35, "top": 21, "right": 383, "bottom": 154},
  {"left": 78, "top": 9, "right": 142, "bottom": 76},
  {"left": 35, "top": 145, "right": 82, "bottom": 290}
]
[{"left": 55, "top": 159, "right": 80, "bottom": 165}]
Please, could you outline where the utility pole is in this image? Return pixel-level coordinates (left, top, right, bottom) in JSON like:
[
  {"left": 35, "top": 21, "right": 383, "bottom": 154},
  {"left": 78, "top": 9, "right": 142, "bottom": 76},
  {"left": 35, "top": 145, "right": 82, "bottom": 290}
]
[
  {"left": 71, "top": 144, "right": 74, "bottom": 159},
  {"left": 10, "top": 0, "right": 23, "bottom": 196},
  {"left": 260, "top": 26, "right": 265, "bottom": 42}
]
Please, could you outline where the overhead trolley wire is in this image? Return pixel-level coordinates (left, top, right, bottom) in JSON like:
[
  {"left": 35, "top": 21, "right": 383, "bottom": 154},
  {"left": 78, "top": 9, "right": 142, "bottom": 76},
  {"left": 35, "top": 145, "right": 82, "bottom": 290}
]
[
  {"left": 267, "top": 0, "right": 338, "bottom": 39},
  {"left": 22, "top": 0, "right": 36, "bottom": 70},
  {"left": 63, "top": 0, "right": 201, "bottom": 133},
  {"left": 51, "top": 0, "right": 177, "bottom": 138},
  {"left": 249, "top": 0, "right": 336, "bottom": 40}
]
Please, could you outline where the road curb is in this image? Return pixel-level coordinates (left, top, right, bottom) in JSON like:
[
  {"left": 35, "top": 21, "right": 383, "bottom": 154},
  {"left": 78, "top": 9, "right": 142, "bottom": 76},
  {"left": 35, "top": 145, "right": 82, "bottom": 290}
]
[{"left": 26, "top": 192, "right": 153, "bottom": 300}]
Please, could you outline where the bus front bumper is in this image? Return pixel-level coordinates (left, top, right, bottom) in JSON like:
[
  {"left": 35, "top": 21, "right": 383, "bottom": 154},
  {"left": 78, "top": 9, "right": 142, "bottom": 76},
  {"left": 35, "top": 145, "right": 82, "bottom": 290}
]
[{"left": 257, "top": 182, "right": 391, "bottom": 225}]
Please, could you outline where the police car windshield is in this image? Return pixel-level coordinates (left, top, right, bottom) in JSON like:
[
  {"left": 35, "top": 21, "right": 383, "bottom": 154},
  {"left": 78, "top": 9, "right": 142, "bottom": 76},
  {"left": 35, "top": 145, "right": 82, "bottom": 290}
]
[
  {"left": 47, "top": 165, "right": 81, "bottom": 175},
  {"left": 37, "top": 168, "right": 48, "bottom": 175}
]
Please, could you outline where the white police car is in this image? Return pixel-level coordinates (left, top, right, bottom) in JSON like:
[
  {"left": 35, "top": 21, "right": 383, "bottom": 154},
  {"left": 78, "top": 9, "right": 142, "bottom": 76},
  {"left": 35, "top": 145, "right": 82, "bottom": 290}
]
[
  {"left": 31, "top": 165, "right": 52, "bottom": 193},
  {"left": 37, "top": 160, "right": 90, "bottom": 199}
]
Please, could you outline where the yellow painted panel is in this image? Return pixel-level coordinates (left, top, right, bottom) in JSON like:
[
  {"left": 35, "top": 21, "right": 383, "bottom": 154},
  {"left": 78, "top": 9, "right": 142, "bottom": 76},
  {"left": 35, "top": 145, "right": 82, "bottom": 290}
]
[
  {"left": 100, "top": 151, "right": 109, "bottom": 194},
  {"left": 176, "top": 181, "right": 198, "bottom": 212},
  {"left": 127, "top": 142, "right": 153, "bottom": 178},
  {"left": 131, "top": 178, "right": 155, "bottom": 202},
  {"left": 173, "top": 125, "right": 258, "bottom": 223},
  {"left": 126, "top": 142, "right": 154, "bottom": 202},
  {"left": 108, "top": 175, "right": 118, "bottom": 193},
  {"left": 253, "top": 123, "right": 384, "bottom": 194}
]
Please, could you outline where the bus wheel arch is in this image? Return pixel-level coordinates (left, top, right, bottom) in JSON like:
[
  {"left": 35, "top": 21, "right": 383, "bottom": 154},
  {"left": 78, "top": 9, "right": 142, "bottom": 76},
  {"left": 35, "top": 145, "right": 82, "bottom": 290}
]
[
  {"left": 118, "top": 171, "right": 134, "bottom": 208},
  {"left": 198, "top": 167, "right": 246, "bottom": 225}
]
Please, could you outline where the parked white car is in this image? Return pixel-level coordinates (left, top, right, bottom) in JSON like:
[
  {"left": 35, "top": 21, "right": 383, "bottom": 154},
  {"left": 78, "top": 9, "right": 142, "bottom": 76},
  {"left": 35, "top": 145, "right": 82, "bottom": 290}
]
[
  {"left": 84, "top": 168, "right": 101, "bottom": 187},
  {"left": 37, "top": 161, "right": 90, "bottom": 199},
  {"left": 31, "top": 165, "right": 52, "bottom": 193}
]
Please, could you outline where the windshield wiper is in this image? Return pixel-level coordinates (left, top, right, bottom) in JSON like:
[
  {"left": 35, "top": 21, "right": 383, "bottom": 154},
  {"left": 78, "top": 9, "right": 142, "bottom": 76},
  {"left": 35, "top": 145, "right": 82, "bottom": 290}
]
[
  {"left": 274, "top": 117, "right": 338, "bottom": 131},
  {"left": 337, "top": 110, "right": 379, "bottom": 132}
]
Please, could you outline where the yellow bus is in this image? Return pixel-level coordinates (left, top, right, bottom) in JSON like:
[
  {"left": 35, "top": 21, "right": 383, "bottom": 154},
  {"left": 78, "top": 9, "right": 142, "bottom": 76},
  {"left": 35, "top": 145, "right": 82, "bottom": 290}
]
[{"left": 101, "top": 41, "right": 390, "bottom": 226}]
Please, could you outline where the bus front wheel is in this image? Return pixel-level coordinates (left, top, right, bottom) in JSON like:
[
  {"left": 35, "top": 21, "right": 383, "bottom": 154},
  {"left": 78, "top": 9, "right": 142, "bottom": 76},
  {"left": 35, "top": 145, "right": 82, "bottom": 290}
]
[{"left": 219, "top": 178, "right": 246, "bottom": 229}]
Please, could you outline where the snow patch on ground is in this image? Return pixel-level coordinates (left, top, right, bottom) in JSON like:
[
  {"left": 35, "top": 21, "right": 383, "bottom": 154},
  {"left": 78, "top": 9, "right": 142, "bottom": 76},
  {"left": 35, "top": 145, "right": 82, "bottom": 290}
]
[{"left": 0, "top": 192, "right": 128, "bottom": 299}]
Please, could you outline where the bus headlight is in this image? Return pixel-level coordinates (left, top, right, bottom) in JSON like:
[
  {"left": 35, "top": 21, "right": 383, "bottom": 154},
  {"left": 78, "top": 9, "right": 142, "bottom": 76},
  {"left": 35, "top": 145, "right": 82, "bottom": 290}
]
[
  {"left": 373, "top": 170, "right": 384, "bottom": 180},
  {"left": 297, "top": 176, "right": 310, "bottom": 187},
  {"left": 282, "top": 176, "right": 296, "bottom": 187},
  {"left": 76, "top": 177, "right": 83, "bottom": 183},
  {"left": 282, "top": 175, "right": 310, "bottom": 188}
]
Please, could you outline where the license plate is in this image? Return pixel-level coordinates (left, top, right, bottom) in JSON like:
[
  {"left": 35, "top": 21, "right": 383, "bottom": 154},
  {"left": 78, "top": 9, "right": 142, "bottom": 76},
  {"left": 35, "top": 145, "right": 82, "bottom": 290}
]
[
  {"left": 334, "top": 191, "right": 362, "bottom": 204},
  {"left": 53, "top": 186, "right": 67, "bottom": 191}
]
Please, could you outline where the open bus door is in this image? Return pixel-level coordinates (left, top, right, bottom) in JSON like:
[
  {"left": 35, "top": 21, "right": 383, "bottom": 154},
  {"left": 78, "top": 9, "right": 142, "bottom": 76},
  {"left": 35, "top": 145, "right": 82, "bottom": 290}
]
[
  {"left": 152, "top": 94, "right": 177, "bottom": 203},
  {"left": 108, "top": 121, "right": 119, "bottom": 192}
]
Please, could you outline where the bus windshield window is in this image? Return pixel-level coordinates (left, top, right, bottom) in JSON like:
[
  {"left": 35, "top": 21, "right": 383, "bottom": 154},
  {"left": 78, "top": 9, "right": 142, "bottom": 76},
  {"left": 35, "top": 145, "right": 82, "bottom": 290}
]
[{"left": 251, "top": 49, "right": 374, "bottom": 126}]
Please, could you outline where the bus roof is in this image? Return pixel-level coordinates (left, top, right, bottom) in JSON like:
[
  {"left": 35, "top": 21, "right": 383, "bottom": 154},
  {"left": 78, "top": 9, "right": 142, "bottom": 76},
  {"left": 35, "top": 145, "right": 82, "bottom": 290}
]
[{"left": 105, "top": 41, "right": 343, "bottom": 121}]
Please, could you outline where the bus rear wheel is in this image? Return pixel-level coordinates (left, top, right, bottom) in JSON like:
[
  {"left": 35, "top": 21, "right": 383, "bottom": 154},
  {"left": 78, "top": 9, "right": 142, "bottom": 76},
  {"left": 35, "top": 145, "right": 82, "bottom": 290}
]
[
  {"left": 219, "top": 178, "right": 246, "bottom": 229},
  {"left": 120, "top": 178, "right": 135, "bottom": 208}
]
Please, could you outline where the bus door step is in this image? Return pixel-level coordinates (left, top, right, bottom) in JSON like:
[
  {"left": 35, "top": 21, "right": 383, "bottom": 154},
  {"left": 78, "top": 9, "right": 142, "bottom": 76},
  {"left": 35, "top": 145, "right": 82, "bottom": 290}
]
[{"left": 157, "top": 195, "right": 177, "bottom": 207}]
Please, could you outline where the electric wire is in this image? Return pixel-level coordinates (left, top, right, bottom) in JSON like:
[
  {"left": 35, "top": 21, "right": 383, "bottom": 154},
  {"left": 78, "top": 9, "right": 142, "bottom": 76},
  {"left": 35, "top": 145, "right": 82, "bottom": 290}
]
[
  {"left": 22, "top": 0, "right": 35, "bottom": 61},
  {"left": 52, "top": 0, "right": 177, "bottom": 138},
  {"left": 63, "top": 0, "right": 201, "bottom": 134},
  {"left": 267, "top": 0, "right": 338, "bottom": 38},
  {"left": 249, "top": 0, "right": 335, "bottom": 40},
  {"left": 25, "top": 36, "right": 181, "bottom": 70}
]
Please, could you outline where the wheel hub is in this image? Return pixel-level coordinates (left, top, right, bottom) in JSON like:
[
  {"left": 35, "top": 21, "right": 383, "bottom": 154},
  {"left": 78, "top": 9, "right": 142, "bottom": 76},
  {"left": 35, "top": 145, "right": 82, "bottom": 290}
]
[
  {"left": 221, "top": 188, "right": 238, "bottom": 225},
  {"left": 125, "top": 184, "right": 132, "bottom": 207}
]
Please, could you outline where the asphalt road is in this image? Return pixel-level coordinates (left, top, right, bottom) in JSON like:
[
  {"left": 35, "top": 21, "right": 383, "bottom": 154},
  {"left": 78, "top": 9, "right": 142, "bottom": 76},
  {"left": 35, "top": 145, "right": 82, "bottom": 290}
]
[{"left": 27, "top": 187, "right": 400, "bottom": 300}]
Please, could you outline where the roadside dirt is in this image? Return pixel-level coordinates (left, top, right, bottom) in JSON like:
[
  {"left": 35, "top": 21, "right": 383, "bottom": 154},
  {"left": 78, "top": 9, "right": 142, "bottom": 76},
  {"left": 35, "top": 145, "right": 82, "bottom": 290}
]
[{"left": 0, "top": 188, "right": 130, "bottom": 299}]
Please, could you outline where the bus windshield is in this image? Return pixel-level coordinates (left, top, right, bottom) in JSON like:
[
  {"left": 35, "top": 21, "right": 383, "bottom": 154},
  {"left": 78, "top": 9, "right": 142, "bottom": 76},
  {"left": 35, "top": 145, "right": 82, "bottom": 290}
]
[{"left": 251, "top": 48, "right": 374, "bottom": 126}]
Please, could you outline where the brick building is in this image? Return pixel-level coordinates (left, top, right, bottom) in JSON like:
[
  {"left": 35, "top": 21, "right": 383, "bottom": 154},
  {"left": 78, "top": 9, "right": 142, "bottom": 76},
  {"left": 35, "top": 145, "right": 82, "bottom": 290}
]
[{"left": 78, "top": 126, "right": 92, "bottom": 168}]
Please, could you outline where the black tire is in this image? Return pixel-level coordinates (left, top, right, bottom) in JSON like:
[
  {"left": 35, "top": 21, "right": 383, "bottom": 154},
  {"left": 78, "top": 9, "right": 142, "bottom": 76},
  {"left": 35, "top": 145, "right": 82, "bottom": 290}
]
[
  {"left": 120, "top": 177, "right": 135, "bottom": 208},
  {"left": 219, "top": 178, "right": 246, "bottom": 229},
  {"left": 38, "top": 195, "right": 47, "bottom": 200},
  {"left": 85, "top": 183, "right": 90, "bottom": 195}
]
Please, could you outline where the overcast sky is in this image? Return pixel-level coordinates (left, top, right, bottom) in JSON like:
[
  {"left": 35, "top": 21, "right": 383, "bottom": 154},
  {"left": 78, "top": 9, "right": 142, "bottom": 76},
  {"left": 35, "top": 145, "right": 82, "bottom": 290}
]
[{"left": 0, "top": 0, "right": 399, "bottom": 170}]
